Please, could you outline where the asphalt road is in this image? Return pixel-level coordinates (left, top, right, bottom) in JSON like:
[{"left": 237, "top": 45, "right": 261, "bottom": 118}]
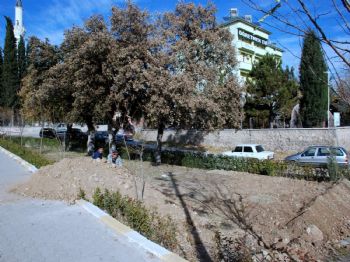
[{"left": 0, "top": 151, "right": 160, "bottom": 262}]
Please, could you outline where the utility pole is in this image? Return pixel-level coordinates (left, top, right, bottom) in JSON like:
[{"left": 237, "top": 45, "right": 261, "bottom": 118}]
[{"left": 326, "top": 71, "right": 330, "bottom": 128}]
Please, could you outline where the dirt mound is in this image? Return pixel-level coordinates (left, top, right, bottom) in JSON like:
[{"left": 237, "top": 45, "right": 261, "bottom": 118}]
[{"left": 12, "top": 157, "right": 350, "bottom": 261}]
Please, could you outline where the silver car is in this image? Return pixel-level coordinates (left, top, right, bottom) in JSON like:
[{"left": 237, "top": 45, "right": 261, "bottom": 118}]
[{"left": 285, "top": 146, "right": 349, "bottom": 166}]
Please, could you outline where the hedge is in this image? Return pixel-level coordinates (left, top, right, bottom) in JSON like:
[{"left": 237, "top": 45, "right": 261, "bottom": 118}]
[{"left": 119, "top": 146, "right": 350, "bottom": 181}]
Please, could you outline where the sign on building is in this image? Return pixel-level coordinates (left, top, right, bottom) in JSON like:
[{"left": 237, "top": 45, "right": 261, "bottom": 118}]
[{"left": 238, "top": 29, "right": 268, "bottom": 46}]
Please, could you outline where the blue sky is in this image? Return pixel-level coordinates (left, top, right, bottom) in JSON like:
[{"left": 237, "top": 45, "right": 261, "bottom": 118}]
[{"left": 0, "top": 0, "right": 347, "bottom": 77}]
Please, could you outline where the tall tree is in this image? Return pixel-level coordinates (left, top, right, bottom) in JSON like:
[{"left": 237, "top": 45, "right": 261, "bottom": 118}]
[
  {"left": 147, "top": 2, "right": 242, "bottom": 164},
  {"left": 19, "top": 37, "right": 61, "bottom": 121},
  {"left": 107, "top": 3, "right": 157, "bottom": 131},
  {"left": 0, "top": 48, "right": 3, "bottom": 107},
  {"left": 2, "top": 17, "right": 19, "bottom": 108},
  {"left": 245, "top": 54, "right": 298, "bottom": 128},
  {"left": 299, "top": 30, "right": 328, "bottom": 127},
  {"left": 63, "top": 16, "right": 115, "bottom": 133},
  {"left": 18, "top": 35, "right": 26, "bottom": 81}
]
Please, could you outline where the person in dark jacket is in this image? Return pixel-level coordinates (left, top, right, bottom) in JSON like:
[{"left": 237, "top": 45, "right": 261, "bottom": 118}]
[{"left": 92, "top": 147, "right": 103, "bottom": 160}]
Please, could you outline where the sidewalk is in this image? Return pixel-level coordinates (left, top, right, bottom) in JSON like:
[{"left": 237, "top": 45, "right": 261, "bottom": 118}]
[{"left": 0, "top": 150, "right": 160, "bottom": 262}]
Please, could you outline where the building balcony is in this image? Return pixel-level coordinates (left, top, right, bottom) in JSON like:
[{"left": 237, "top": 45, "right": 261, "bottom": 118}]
[
  {"left": 239, "top": 61, "right": 252, "bottom": 72},
  {"left": 235, "top": 41, "right": 256, "bottom": 53}
]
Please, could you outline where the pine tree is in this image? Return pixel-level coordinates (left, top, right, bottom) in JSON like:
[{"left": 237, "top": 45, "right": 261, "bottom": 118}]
[
  {"left": 18, "top": 35, "right": 26, "bottom": 81},
  {"left": 2, "top": 17, "right": 19, "bottom": 108},
  {"left": 299, "top": 30, "right": 328, "bottom": 127},
  {"left": 245, "top": 54, "right": 298, "bottom": 128}
]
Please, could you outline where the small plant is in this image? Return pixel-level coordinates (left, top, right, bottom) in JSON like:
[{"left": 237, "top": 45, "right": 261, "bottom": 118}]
[
  {"left": 77, "top": 188, "right": 86, "bottom": 200},
  {"left": 92, "top": 187, "right": 104, "bottom": 207},
  {"left": 327, "top": 156, "right": 341, "bottom": 181}
]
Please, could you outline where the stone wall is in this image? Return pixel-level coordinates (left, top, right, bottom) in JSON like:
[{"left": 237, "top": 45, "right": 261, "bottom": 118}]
[
  {"left": 139, "top": 127, "right": 350, "bottom": 152},
  {"left": 2, "top": 125, "right": 349, "bottom": 152}
]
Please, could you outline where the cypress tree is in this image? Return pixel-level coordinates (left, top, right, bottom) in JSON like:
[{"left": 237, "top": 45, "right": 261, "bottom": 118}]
[
  {"left": 299, "top": 30, "right": 328, "bottom": 127},
  {"left": 2, "top": 16, "right": 19, "bottom": 108},
  {"left": 18, "top": 35, "right": 26, "bottom": 81},
  {"left": 0, "top": 49, "right": 3, "bottom": 106}
]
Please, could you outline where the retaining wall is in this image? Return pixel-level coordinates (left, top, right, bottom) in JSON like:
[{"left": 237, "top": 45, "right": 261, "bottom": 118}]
[
  {"left": 2, "top": 126, "right": 350, "bottom": 152},
  {"left": 139, "top": 127, "right": 350, "bottom": 152}
]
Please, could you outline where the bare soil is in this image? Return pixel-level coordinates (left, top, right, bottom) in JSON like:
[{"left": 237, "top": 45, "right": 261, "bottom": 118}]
[{"left": 12, "top": 157, "right": 350, "bottom": 261}]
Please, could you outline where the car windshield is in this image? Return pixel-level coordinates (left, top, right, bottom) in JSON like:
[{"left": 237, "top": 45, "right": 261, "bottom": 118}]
[
  {"left": 256, "top": 145, "right": 265, "bottom": 152},
  {"left": 303, "top": 147, "right": 316, "bottom": 157}
]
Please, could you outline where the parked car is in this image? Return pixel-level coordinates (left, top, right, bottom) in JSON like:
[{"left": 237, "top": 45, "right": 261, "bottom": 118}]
[
  {"left": 53, "top": 123, "right": 67, "bottom": 133},
  {"left": 221, "top": 144, "right": 274, "bottom": 160},
  {"left": 94, "top": 131, "right": 109, "bottom": 145},
  {"left": 285, "top": 146, "right": 349, "bottom": 166},
  {"left": 39, "top": 128, "right": 56, "bottom": 139},
  {"left": 56, "top": 128, "right": 87, "bottom": 141}
]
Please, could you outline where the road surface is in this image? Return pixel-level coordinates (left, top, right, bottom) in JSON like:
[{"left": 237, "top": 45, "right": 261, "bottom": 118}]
[{"left": 0, "top": 150, "right": 160, "bottom": 262}]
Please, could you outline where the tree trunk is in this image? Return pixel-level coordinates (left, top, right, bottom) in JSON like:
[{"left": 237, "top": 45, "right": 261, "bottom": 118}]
[
  {"left": 86, "top": 121, "right": 95, "bottom": 155},
  {"left": 39, "top": 120, "right": 44, "bottom": 154},
  {"left": 19, "top": 115, "right": 24, "bottom": 147},
  {"left": 65, "top": 124, "right": 73, "bottom": 151},
  {"left": 155, "top": 122, "right": 165, "bottom": 165},
  {"left": 108, "top": 126, "right": 117, "bottom": 153},
  {"left": 269, "top": 107, "right": 274, "bottom": 128}
]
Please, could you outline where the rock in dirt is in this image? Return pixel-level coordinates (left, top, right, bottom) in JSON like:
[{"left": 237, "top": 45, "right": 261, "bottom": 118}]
[{"left": 306, "top": 225, "right": 324, "bottom": 242}]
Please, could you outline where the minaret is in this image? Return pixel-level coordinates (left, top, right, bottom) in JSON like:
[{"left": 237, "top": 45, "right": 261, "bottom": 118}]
[{"left": 14, "top": 0, "right": 25, "bottom": 43}]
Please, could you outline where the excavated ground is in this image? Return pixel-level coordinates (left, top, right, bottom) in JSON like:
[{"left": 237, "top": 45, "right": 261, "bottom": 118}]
[{"left": 12, "top": 157, "right": 350, "bottom": 261}]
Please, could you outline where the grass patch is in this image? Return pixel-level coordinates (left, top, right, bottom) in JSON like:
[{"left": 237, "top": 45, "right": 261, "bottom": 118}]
[
  {"left": 8, "top": 136, "right": 61, "bottom": 152},
  {"left": 0, "top": 138, "right": 54, "bottom": 168}
]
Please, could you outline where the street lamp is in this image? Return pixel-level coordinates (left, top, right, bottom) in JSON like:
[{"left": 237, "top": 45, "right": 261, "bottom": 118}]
[{"left": 325, "top": 71, "right": 330, "bottom": 128}]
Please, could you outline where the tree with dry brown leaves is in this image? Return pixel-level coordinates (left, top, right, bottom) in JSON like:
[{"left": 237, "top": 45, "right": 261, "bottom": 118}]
[
  {"left": 147, "top": 2, "right": 243, "bottom": 164},
  {"left": 20, "top": 2, "right": 243, "bottom": 164}
]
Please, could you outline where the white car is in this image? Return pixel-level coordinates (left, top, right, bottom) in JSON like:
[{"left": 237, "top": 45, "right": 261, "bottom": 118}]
[{"left": 222, "top": 144, "right": 274, "bottom": 160}]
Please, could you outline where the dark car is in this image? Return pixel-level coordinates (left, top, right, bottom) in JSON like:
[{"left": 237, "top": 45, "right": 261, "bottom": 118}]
[
  {"left": 94, "top": 131, "right": 109, "bottom": 145},
  {"left": 39, "top": 128, "right": 56, "bottom": 139},
  {"left": 71, "top": 128, "right": 88, "bottom": 141},
  {"left": 56, "top": 128, "right": 87, "bottom": 141}
]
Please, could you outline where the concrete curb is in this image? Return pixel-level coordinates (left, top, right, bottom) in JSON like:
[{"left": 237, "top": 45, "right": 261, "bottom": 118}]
[
  {"left": 77, "top": 199, "right": 187, "bottom": 262},
  {"left": 0, "top": 146, "right": 38, "bottom": 173}
]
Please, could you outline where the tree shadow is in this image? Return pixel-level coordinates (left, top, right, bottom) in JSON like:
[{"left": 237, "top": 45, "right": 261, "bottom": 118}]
[
  {"left": 168, "top": 172, "right": 213, "bottom": 262},
  {"left": 165, "top": 129, "right": 206, "bottom": 147}
]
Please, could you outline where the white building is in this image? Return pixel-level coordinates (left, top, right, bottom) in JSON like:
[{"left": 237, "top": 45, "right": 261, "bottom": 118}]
[
  {"left": 14, "top": 0, "right": 25, "bottom": 43},
  {"left": 222, "top": 8, "right": 283, "bottom": 83}
]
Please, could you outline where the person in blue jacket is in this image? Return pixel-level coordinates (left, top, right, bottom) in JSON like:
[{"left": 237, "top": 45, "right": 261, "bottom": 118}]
[{"left": 92, "top": 147, "right": 103, "bottom": 160}]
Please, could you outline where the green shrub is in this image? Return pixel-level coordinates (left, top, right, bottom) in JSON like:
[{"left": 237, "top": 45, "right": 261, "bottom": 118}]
[
  {"left": 77, "top": 188, "right": 86, "bottom": 200},
  {"left": 92, "top": 187, "right": 104, "bottom": 207},
  {"left": 92, "top": 188, "right": 178, "bottom": 250},
  {"left": 118, "top": 144, "right": 346, "bottom": 181},
  {"left": 327, "top": 156, "right": 340, "bottom": 181},
  {"left": 0, "top": 138, "right": 54, "bottom": 168}
]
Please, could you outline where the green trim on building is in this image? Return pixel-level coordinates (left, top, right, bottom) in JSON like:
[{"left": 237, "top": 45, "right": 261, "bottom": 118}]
[{"left": 238, "top": 47, "right": 255, "bottom": 55}]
